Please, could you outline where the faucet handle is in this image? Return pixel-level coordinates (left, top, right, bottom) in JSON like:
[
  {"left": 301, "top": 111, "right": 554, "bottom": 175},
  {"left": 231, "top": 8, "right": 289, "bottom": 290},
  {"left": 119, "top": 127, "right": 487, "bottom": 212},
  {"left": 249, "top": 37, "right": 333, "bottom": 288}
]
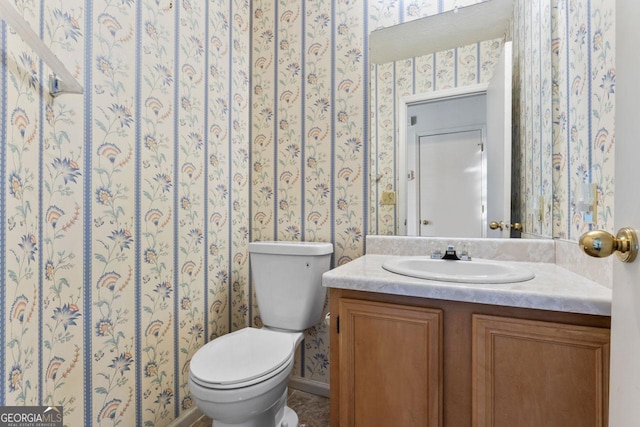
[{"left": 459, "top": 243, "right": 471, "bottom": 261}]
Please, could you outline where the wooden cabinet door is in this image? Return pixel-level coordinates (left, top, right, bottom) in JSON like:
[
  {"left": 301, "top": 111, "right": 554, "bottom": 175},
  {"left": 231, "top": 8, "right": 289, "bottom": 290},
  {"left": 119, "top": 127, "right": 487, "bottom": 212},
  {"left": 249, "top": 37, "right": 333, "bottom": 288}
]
[
  {"left": 472, "top": 314, "right": 610, "bottom": 427},
  {"left": 338, "top": 298, "right": 442, "bottom": 427}
]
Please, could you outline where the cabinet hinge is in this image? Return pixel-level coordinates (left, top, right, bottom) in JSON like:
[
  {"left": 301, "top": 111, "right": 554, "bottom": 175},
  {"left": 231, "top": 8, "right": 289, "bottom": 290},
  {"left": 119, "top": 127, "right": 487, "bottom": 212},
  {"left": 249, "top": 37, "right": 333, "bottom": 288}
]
[{"left": 336, "top": 316, "right": 340, "bottom": 334}]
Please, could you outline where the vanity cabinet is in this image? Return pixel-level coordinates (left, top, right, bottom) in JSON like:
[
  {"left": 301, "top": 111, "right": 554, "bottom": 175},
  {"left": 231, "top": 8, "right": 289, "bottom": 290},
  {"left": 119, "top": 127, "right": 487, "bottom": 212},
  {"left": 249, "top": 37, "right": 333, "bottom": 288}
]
[
  {"left": 329, "top": 288, "right": 611, "bottom": 427},
  {"left": 473, "top": 315, "right": 610, "bottom": 427},
  {"left": 337, "top": 298, "right": 442, "bottom": 426}
]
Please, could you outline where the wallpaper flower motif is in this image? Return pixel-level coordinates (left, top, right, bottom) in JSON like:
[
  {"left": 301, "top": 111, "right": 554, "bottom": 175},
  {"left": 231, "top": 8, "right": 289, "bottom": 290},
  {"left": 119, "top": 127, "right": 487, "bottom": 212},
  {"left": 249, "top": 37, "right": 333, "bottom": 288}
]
[
  {"left": 518, "top": 0, "right": 615, "bottom": 240},
  {"left": 176, "top": 0, "right": 207, "bottom": 415},
  {"left": 6, "top": 16, "right": 41, "bottom": 405},
  {"left": 0, "top": 0, "right": 249, "bottom": 425}
]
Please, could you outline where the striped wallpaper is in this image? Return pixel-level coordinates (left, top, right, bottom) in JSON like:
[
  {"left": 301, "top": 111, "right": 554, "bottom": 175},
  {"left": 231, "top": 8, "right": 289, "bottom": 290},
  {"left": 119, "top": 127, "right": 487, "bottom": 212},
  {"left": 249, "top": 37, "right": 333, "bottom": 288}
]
[
  {"left": 512, "top": 0, "right": 615, "bottom": 240},
  {"left": 1, "top": 0, "right": 250, "bottom": 424}
]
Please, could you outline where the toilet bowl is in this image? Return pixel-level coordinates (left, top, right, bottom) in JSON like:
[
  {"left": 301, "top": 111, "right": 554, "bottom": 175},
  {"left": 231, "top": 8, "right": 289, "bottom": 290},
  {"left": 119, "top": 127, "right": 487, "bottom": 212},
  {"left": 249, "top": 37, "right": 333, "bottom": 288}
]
[
  {"left": 188, "top": 241, "right": 333, "bottom": 427},
  {"left": 188, "top": 328, "right": 302, "bottom": 427}
]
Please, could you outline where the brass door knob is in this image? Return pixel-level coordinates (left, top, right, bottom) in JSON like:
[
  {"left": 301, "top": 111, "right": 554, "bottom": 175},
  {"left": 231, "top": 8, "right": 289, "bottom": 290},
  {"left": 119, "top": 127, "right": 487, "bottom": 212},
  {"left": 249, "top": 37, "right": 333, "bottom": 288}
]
[
  {"left": 489, "top": 221, "right": 522, "bottom": 231},
  {"left": 489, "top": 221, "right": 504, "bottom": 230},
  {"left": 490, "top": 221, "right": 522, "bottom": 231},
  {"left": 422, "top": 220, "right": 430, "bottom": 225},
  {"left": 579, "top": 228, "right": 638, "bottom": 263}
]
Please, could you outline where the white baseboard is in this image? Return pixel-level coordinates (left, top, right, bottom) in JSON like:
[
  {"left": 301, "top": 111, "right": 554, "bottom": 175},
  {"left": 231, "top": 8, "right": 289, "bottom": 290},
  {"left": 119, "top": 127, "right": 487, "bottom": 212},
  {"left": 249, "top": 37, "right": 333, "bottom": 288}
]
[
  {"left": 167, "top": 407, "right": 204, "bottom": 427},
  {"left": 288, "top": 376, "right": 330, "bottom": 398}
]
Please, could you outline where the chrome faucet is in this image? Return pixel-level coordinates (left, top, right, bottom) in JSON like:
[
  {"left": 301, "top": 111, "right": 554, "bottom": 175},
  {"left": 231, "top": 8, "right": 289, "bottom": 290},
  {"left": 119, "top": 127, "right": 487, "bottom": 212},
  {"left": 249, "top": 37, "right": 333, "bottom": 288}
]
[
  {"left": 432, "top": 244, "right": 471, "bottom": 261},
  {"left": 441, "top": 245, "right": 460, "bottom": 260}
]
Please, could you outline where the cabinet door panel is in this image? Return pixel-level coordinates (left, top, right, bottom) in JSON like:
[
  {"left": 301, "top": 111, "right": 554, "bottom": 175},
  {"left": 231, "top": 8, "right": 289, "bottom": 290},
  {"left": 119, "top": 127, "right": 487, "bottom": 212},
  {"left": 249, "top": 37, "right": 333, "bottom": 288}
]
[
  {"left": 473, "top": 314, "right": 610, "bottom": 427},
  {"left": 339, "top": 298, "right": 442, "bottom": 427}
]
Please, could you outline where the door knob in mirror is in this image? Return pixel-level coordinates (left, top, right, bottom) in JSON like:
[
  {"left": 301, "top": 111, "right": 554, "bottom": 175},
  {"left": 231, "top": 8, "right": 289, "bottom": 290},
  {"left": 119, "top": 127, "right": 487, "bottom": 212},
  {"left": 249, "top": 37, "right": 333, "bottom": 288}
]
[
  {"left": 579, "top": 228, "right": 638, "bottom": 263},
  {"left": 489, "top": 221, "right": 505, "bottom": 230},
  {"left": 490, "top": 221, "right": 522, "bottom": 231}
]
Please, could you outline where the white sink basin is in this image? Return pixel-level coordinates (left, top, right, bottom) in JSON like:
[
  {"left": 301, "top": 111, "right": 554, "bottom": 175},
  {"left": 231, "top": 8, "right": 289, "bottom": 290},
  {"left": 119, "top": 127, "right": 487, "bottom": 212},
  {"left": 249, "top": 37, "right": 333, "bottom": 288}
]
[{"left": 382, "top": 257, "right": 535, "bottom": 284}]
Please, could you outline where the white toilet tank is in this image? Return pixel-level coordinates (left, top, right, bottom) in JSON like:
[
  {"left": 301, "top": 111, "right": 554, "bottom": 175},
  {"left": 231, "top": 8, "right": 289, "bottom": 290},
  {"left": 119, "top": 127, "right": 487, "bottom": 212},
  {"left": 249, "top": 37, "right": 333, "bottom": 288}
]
[{"left": 248, "top": 241, "right": 333, "bottom": 331}]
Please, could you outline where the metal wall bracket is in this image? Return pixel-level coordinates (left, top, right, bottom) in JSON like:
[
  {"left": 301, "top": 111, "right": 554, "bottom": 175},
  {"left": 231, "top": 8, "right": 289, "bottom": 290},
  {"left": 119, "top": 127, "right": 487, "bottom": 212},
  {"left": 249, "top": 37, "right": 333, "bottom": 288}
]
[{"left": 0, "top": 0, "right": 84, "bottom": 97}]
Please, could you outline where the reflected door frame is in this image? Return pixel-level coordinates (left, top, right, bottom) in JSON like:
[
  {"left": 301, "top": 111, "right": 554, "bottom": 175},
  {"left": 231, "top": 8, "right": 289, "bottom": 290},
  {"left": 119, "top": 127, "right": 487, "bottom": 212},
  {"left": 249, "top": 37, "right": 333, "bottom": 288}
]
[{"left": 398, "top": 84, "right": 489, "bottom": 235}]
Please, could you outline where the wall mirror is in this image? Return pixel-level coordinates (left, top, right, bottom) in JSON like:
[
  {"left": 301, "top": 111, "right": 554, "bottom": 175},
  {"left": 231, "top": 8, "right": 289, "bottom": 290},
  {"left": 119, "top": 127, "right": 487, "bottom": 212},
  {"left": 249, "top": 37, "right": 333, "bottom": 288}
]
[{"left": 368, "top": 0, "right": 553, "bottom": 238}]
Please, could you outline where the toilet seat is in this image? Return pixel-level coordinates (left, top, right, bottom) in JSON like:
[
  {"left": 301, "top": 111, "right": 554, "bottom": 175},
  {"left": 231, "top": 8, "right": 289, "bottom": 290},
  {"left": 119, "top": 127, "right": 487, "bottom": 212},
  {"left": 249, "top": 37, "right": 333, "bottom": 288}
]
[{"left": 189, "top": 328, "right": 296, "bottom": 390}]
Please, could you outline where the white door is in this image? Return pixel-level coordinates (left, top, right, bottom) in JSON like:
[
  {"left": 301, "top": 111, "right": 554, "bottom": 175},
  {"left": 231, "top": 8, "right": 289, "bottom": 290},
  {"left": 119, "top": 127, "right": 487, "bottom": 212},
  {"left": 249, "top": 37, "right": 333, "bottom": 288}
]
[
  {"left": 486, "top": 41, "right": 512, "bottom": 238},
  {"left": 609, "top": 2, "right": 640, "bottom": 424},
  {"left": 418, "top": 130, "right": 484, "bottom": 237}
]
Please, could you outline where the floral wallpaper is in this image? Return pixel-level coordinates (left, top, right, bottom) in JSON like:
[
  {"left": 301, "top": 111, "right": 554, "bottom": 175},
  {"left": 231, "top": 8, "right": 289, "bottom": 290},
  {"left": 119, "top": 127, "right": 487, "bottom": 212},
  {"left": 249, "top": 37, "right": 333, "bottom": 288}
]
[
  {"left": 513, "top": 0, "right": 615, "bottom": 240},
  {"left": 1, "top": 0, "right": 250, "bottom": 425},
  {"left": 511, "top": 0, "right": 554, "bottom": 236},
  {"left": 0, "top": 0, "right": 616, "bottom": 426}
]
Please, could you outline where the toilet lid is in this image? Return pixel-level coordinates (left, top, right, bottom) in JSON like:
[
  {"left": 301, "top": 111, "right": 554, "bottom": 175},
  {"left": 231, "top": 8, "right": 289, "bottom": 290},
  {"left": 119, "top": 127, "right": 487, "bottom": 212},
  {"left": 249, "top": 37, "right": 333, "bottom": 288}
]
[{"left": 190, "top": 328, "right": 295, "bottom": 386}]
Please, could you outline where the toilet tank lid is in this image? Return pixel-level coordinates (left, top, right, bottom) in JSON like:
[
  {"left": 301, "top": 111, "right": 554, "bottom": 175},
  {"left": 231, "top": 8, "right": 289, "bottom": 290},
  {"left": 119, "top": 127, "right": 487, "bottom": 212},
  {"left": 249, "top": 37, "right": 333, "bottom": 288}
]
[{"left": 249, "top": 241, "right": 333, "bottom": 255}]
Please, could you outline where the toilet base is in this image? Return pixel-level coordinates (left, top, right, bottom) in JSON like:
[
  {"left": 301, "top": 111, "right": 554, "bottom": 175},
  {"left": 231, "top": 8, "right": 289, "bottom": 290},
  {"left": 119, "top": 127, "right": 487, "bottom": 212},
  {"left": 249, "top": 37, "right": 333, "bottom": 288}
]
[
  {"left": 209, "top": 389, "right": 299, "bottom": 427},
  {"left": 280, "top": 406, "right": 299, "bottom": 427}
]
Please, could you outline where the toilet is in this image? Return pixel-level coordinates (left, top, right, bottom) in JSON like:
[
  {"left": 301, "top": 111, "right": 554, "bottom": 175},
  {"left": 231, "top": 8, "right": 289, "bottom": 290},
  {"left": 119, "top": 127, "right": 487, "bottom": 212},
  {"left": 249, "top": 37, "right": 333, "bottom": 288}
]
[{"left": 188, "top": 241, "right": 333, "bottom": 427}]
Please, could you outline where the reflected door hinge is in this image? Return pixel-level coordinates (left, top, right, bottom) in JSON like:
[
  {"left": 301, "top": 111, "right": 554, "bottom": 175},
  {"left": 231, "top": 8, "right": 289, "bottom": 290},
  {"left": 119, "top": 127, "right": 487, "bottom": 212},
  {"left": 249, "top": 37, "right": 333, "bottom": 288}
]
[
  {"left": 478, "top": 142, "right": 484, "bottom": 152},
  {"left": 410, "top": 116, "right": 417, "bottom": 126}
]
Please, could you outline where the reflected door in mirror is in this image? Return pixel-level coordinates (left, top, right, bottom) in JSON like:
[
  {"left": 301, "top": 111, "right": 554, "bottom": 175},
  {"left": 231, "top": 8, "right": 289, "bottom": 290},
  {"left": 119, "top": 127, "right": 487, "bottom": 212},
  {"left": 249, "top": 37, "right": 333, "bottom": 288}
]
[{"left": 416, "top": 130, "right": 484, "bottom": 237}]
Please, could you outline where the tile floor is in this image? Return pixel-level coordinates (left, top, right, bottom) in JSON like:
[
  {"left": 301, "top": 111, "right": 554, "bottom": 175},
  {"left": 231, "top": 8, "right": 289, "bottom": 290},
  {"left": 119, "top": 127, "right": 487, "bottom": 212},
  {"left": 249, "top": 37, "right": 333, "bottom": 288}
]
[{"left": 189, "top": 388, "right": 330, "bottom": 427}]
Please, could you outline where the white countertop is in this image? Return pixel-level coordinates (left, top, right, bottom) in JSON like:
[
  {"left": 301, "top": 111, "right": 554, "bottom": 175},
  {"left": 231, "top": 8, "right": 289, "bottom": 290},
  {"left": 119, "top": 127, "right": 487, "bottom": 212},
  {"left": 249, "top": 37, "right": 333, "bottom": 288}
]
[{"left": 323, "top": 254, "right": 612, "bottom": 316}]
